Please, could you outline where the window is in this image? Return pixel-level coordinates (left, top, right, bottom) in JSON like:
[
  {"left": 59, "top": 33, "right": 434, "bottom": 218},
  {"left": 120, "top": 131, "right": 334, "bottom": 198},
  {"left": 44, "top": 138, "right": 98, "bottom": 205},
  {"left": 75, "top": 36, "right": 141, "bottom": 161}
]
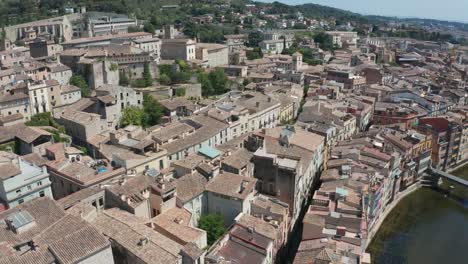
[
  {"left": 37, "top": 181, "right": 42, "bottom": 186},
  {"left": 92, "top": 201, "right": 97, "bottom": 208},
  {"left": 98, "top": 198, "right": 104, "bottom": 207},
  {"left": 27, "top": 185, "right": 32, "bottom": 190},
  {"left": 159, "top": 160, "right": 164, "bottom": 170},
  {"left": 16, "top": 189, "right": 21, "bottom": 194},
  {"left": 39, "top": 190, "right": 45, "bottom": 197},
  {"left": 18, "top": 199, "right": 24, "bottom": 204}
]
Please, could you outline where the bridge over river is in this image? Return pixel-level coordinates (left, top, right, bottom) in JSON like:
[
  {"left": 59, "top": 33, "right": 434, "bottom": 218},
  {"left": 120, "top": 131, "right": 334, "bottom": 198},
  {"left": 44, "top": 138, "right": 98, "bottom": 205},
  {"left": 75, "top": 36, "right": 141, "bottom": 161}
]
[{"left": 428, "top": 167, "right": 468, "bottom": 187}]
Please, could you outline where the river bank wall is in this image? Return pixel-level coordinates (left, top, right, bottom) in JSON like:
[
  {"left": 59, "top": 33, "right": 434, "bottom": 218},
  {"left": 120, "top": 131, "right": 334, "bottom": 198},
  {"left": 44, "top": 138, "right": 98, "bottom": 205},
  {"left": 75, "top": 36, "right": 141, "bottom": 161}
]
[{"left": 364, "top": 182, "right": 421, "bottom": 250}]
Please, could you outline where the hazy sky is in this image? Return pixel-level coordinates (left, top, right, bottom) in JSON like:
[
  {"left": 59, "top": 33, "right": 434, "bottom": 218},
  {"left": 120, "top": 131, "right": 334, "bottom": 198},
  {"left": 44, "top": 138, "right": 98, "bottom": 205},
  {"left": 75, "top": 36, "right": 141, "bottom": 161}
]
[{"left": 260, "top": 0, "right": 468, "bottom": 23}]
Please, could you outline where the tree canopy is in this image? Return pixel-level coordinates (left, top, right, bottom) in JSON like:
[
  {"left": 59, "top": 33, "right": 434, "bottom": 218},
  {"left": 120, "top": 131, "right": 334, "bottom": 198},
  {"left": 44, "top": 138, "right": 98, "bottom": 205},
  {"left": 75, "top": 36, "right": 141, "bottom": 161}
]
[
  {"left": 313, "top": 32, "right": 335, "bottom": 51},
  {"left": 198, "top": 214, "right": 227, "bottom": 246},
  {"left": 26, "top": 112, "right": 65, "bottom": 133},
  {"left": 247, "top": 47, "right": 263, "bottom": 60},
  {"left": 248, "top": 31, "right": 264, "bottom": 47},
  {"left": 70, "top": 74, "right": 91, "bottom": 97},
  {"left": 121, "top": 106, "right": 145, "bottom": 127},
  {"left": 143, "top": 62, "right": 153, "bottom": 87},
  {"left": 198, "top": 68, "right": 229, "bottom": 97},
  {"left": 120, "top": 94, "right": 164, "bottom": 128},
  {"left": 158, "top": 61, "right": 192, "bottom": 85},
  {"left": 142, "top": 93, "right": 164, "bottom": 127}
]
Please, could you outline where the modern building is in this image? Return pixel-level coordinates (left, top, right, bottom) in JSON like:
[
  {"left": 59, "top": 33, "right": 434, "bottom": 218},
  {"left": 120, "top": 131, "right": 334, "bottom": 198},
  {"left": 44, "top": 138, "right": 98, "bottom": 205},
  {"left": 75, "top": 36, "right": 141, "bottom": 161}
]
[
  {"left": 87, "top": 15, "right": 138, "bottom": 37},
  {"left": 0, "top": 151, "right": 52, "bottom": 210}
]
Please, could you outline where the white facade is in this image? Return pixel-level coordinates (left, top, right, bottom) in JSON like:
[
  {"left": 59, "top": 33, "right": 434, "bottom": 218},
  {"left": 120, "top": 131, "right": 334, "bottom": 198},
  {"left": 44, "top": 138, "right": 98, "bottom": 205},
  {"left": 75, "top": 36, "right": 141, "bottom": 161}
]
[
  {"left": 182, "top": 193, "right": 207, "bottom": 227},
  {"left": 28, "top": 82, "right": 52, "bottom": 115},
  {"left": 60, "top": 89, "right": 82, "bottom": 106},
  {"left": 0, "top": 93, "right": 31, "bottom": 122},
  {"left": 133, "top": 38, "right": 161, "bottom": 64},
  {"left": 260, "top": 39, "right": 293, "bottom": 54},
  {"left": 0, "top": 154, "right": 53, "bottom": 209},
  {"left": 88, "top": 17, "right": 137, "bottom": 37},
  {"left": 326, "top": 31, "right": 358, "bottom": 48},
  {"left": 48, "top": 68, "right": 73, "bottom": 85}
]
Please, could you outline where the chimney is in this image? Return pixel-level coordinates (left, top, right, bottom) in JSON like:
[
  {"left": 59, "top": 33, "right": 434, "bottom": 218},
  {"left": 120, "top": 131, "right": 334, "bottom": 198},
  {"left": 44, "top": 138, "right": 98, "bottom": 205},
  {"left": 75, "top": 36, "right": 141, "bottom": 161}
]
[
  {"left": 239, "top": 180, "right": 249, "bottom": 194},
  {"left": 119, "top": 178, "right": 127, "bottom": 186},
  {"left": 138, "top": 237, "right": 149, "bottom": 246}
]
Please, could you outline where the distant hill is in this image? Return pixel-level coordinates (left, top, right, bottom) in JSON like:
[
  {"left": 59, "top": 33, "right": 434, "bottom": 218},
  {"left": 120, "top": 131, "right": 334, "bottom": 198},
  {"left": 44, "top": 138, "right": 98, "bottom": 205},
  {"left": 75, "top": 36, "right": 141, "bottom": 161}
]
[
  {"left": 256, "top": 1, "right": 468, "bottom": 31},
  {"left": 1, "top": 0, "right": 466, "bottom": 33}
]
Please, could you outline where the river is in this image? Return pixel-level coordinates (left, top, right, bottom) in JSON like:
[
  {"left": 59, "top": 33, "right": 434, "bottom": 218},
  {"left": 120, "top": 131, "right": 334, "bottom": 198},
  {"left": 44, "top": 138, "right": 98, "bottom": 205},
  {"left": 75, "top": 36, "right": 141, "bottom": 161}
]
[{"left": 367, "top": 169, "right": 468, "bottom": 263}]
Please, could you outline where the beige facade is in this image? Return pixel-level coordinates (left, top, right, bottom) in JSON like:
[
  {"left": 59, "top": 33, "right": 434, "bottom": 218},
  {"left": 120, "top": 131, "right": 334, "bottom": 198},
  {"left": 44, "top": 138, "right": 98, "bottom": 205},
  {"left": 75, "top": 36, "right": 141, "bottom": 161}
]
[
  {"left": 28, "top": 81, "right": 53, "bottom": 115},
  {"left": 195, "top": 43, "right": 229, "bottom": 68},
  {"left": 161, "top": 38, "right": 196, "bottom": 61}
]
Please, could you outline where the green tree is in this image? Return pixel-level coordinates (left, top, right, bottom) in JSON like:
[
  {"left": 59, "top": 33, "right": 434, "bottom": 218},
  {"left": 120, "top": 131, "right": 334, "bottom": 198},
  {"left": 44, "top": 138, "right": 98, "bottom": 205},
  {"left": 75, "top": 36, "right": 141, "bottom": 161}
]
[
  {"left": 45, "top": 129, "right": 69, "bottom": 143},
  {"left": 314, "top": 32, "right": 335, "bottom": 51},
  {"left": 293, "top": 23, "right": 308, "bottom": 29},
  {"left": 142, "top": 94, "right": 164, "bottom": 127},
  {"left": 354, "top": 27, "right": 366, "bottom": 36},
  {"left": 26, "top": 112, "right": 65, "bottom": 132},
  {"left": 158, "top": 73, "right": 171, "bottom": 85},
  {"left": 143, "top": 22, "right": 155, "bottom": 33},
  {"left": 79, "top": 146, "right": 88, "bottom": 155},
  {"left": 26, "top": 112, "right": 53, "bottom": 127},
  {"left": 247, "top": 47, "right": 263, "bottom": 60},
  {"left": 208, "top": 69, "right": 229, "bottom": 95},
  {"left": 132, "top": 79, "right": 148, "bottom": 88},
  {"left": 198, "top": 72, "right": 214, "bottom": 96},
  {"left": 183, "top": 22, "right": 198, "bottom": 39},
  {"left": 0, "top": 28, "right": 5, "bottom": 40},
  {"left": 119, "top": 71, "right": 130, "bottom": 86},
  {"left": 121, "top": 106, "right": 145, "bottom": 127},
  {"left": 247, "top": 31, "right": 263, "bottom": 47},
  {"left": 70, "top": 74, "right": 91, "bottom": 97},
  {"left": 127, "top": 26, "right": 141, "bottom": 33},
  {"left": 143, "top": 62, "right": 153, "bottom": 87},
  {"left": 198, "top": 214, "right": 227, "bottom": 245},
  {"left": 175, "top": 88, "right": 186, "bottom": 97},
  {"left": 109, "top": 63, "right": 118, "bottom": 71}
]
